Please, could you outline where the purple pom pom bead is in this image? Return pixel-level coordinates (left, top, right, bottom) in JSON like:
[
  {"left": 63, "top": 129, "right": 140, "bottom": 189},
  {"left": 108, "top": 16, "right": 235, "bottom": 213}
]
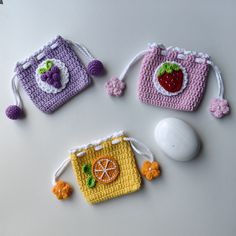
[
  {"left": 87, "top": 60, "right": 104, "bottom": 76},
  {"left": 5, "top": 105, "right": 23, "bottom": 120}
]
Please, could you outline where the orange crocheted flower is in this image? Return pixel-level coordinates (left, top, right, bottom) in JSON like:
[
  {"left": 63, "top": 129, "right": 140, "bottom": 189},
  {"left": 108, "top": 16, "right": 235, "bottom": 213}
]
[
  {"left": 141, "top": 161, "right": 160, "bottom": 181},
  {"left": 52, "top": 180, "right": 73, "bottom": 200}
]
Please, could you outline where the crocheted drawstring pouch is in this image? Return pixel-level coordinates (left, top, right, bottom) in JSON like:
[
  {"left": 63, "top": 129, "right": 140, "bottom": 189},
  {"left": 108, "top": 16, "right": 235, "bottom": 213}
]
[
  {"left": 5, "top": 35, "right": 104, "bottom": 120},
  {"left": 105, "top": 43, "right": 230, "bottom": 119},
  {"left": 51, "top": 131, "right": 161, "bottom": 204}
]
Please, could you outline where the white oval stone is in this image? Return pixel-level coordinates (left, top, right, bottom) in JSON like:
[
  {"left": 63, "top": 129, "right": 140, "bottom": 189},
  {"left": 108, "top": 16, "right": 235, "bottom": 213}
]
[{"left": 154, "top": 118, "right": 200, "bottom": 161}]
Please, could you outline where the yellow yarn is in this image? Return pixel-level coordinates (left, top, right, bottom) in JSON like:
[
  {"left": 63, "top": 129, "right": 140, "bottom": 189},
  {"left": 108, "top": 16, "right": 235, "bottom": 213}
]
[{"left": 70, "top": 135, "right": 141, "bottom": 204}]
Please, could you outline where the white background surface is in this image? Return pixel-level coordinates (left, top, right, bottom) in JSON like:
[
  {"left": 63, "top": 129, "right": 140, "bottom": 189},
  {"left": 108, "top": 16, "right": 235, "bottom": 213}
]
[{"left": 0, "top": 0, "right": 235, "bottom": 235}]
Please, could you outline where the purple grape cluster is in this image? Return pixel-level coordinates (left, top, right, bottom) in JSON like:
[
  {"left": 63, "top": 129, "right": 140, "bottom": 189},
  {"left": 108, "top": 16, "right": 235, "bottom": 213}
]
[{"left": 40, "top": 66, "right": 62, "bottom": 89}]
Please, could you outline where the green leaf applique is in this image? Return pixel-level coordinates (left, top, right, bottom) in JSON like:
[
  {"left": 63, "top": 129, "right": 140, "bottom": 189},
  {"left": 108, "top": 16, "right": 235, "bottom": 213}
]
[{"left": 86, "top": 175, "right": 96, "bottom": 188}]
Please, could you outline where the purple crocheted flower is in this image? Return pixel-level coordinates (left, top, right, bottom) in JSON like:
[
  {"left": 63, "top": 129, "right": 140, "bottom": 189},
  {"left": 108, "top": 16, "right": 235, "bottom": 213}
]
[
  {"left": 209, "top": 98, "right": 230, "bottom": 118},
  {"left": 105, "top": 77, "right": 126, "bottom": 96}
]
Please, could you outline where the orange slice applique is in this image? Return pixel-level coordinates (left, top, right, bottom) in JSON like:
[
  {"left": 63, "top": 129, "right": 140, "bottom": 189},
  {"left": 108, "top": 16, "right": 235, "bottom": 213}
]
[{"left": 92, "top": 156, "right": 119, "bottom": 184}]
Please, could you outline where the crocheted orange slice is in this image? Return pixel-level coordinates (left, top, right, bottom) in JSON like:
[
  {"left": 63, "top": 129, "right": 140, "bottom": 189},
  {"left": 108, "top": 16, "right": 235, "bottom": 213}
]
[{"left": 92, "top": 156, "right": 119, "bottom": 184}]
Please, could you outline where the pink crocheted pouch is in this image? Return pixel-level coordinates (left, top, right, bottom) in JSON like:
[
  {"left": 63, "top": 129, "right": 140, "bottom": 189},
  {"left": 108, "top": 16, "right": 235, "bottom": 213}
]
[
  {"left": 105, "top": 43, "right": 230, "bottom": 118},
  {"left": 138, "top": 46, "right": 209, "bottom": 111}
]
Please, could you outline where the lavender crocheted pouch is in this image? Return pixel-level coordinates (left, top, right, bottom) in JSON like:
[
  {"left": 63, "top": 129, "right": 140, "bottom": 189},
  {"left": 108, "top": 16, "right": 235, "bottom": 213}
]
[
  {"left": 6, "top": 36, "right": 104, "bottom": 120},
  {"left": 105, "top": 43, "right": 230, "bottom": 119}
]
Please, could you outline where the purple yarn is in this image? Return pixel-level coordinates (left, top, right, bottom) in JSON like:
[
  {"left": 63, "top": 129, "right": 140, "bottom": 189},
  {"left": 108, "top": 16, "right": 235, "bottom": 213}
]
[
  {"left": 87, "top": 60, "right": 104, "bottom": 76},
  {"left": 14, "top": 36, "right": 91, "bottom": 113},
  {"left": 5, "top": 105, "right": 23, "bottom": 120},
  {"left": 54, "top": 81, "right": 62, "bottom": 89},
  {"left": 47, "top": 78, "right": 54, "bottom": 85},
  {"left": 41, "top": 73, "right": 48, "bottom": 81},
  {"left": 51, "top": 66, "right": 59, "bottom": 73},
  {"left": 46, "top": 71, "right": 52, "bottom": 78},
  {"left": 52, "top": 73, "right": 59, "bottom": 80}
]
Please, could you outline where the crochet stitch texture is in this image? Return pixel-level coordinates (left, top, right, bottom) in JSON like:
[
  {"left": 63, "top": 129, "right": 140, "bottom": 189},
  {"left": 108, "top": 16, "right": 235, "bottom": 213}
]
[
  {"left": 14, "top": 36, "right": 91, "bottom": 113},
  {"left": 70, "top": 134, "right": 141, "bottom": 204},
  {"left": 138, "top": 46, "right": 210, "bottom": 111}
]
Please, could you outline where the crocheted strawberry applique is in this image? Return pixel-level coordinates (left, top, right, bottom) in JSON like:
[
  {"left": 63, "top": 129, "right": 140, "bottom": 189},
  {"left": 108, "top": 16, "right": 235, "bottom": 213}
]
[
  {"left": 153, "top": 62, "right": 188, "bottom": 96},
  {"left": 38, "top": 60, "right": 62, "bottom": 89},
  {"left": 157, "top": 62, "right": 183, "bottom": 92}
]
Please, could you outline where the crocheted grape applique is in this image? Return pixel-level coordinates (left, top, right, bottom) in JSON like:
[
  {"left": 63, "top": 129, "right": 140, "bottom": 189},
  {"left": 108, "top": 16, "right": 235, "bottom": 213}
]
[
  {"left": 38, "top": 60, "right": 62, "bottom": 89},
  {"left": 35, "top": 58, "right": 69, "bottom": 94}
]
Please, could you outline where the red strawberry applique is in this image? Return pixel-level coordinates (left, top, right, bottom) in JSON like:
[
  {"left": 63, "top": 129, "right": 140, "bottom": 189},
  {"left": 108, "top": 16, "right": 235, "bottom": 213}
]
[{"left": 156, "top": 62, "right": 185, "bottom": 94}]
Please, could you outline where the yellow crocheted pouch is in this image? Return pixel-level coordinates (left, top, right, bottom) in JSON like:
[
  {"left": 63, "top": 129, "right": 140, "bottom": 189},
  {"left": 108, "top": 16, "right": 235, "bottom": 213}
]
[{"left": 51, "top": 131, "right": 160, "bottom": 204}]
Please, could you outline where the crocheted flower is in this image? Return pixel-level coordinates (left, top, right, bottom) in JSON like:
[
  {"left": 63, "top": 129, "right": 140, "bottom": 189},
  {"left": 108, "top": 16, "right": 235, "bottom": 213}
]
[
  {"left": 52, "top": 180, "right": 73, "bottom": 200},
  {"left": 141, "top": 161, "right": 160, "bottom": 181},
  {"left": 105, "top": 77, "right": 126, "bottom": 96},
  {"left": 209, "top": 98, "right": 230, "bottom": 118}
]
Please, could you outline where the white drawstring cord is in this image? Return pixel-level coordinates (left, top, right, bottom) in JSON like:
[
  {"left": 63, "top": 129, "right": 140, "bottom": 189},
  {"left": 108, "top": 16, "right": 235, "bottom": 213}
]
[
  {"left": 119, "top": 49, "right": 150, "bottom": 81},
  {"left": 124, "top": 137, "right": 154, "bottom": 162},
  {"left": 11, "top": 74, "right": 23, "bottom": 108},
  {"left": 52, "top": 158, "right": 70, "bottom": 185},
  {"left": 52, "top": 136, "right": 154, "bottom": 185},
  {"left": 67, "top": 40, "right": 95, "bottom": 60},
  {"left": 207, "top": 60, "right": 224, "bottom": 99}
]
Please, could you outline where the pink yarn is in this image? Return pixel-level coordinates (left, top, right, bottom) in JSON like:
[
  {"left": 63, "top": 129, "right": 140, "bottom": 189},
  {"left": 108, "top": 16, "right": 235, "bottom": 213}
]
[
  {"left": 209, "top": 98, "right": 230, "bottom": 118},
  {"left": 138, "top": 47, "right": 209, "bottom": 111},
  {"left": 105, "top": 77, "right": 126, "bottom": 96}
]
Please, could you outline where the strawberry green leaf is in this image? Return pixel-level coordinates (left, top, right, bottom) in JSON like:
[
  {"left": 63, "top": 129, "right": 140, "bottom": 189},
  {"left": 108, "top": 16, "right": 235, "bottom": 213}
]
[
  {"left": 158, "top": 66, "right": 166, "bottom": 76},
  {"left": 162, "top": 63, "right": 170, "bottom": 69},
  {"left": 171, "top": 64, "right": 180, "bottom": 71},
  {"left": 164, "top": 63, "right": 173, "bottom": 73}
]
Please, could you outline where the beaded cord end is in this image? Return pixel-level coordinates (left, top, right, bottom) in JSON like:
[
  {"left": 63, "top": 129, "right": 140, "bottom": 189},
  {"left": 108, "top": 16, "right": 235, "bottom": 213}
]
[
  {"left": 5, "top": 105, "right": 23, "bottom": 120},
  {"left": 87, "top": 60, "right": 104, "bottom": 76}
]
